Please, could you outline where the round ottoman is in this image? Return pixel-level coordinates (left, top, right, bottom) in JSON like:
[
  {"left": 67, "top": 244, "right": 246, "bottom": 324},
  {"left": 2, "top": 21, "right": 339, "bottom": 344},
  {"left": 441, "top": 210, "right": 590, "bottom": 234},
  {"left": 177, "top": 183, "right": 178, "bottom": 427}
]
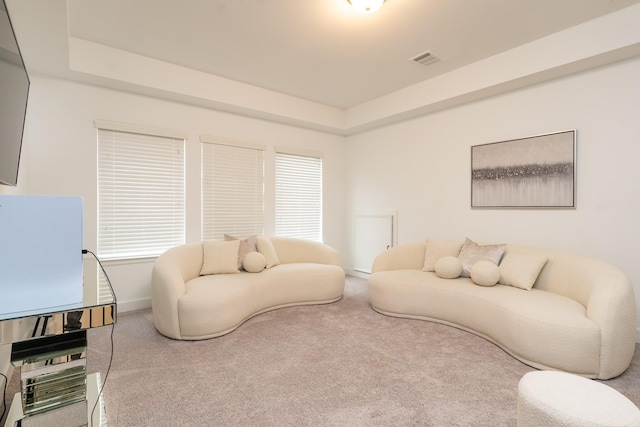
[{"left": 517, "top": 371, "right": 640, "bottom": 427}]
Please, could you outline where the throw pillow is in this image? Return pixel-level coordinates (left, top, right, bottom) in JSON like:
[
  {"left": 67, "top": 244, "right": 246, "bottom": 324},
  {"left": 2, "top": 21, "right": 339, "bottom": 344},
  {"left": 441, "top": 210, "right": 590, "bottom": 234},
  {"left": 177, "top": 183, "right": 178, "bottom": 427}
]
[
  {"left": 470, "top": 261, "right": 501, "bottom": 287},
  {"left": 458, "top": 237, "right": 506, "bottom": 278},
  {"left": 256, "top": 236, "right": 280, "bottom": 268},
  {"left": 422, "top": 239, "right": 464, "bottom": 272},
  {"left": 200, "top": 240, "right": 240, "bottom": 275},
  {"left": 434, "top": 256, "right": 463, "bottom": 279},
  {"left": 224, "top": 234, "right": 257, "bottom": 270},
  {"left": 242, "top": 251, "right": 267, "bottom": 273},
  {"left": 499, "top": 252, "right": 548, "bottom": 290}
]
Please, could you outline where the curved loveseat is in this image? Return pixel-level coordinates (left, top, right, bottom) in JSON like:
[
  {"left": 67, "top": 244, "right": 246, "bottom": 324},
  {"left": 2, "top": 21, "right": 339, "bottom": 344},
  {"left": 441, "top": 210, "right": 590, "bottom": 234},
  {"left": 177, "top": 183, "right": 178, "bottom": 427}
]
[
  {"left": 368, "top": 240, "right": 636, "bottom": 380},
  {"left": 152, "top": 237, "right": 345, "bottom": 340}
]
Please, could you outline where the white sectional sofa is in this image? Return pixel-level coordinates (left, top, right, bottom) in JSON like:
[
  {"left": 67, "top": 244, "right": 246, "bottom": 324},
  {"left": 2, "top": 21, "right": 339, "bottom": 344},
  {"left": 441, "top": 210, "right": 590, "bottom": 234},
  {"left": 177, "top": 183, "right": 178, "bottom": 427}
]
[
  {"left": 152, "top": 237, "right": 345, "bottom": 340},
  {"left": 368, "top": 239, "right": 636, "bottom": 380}
]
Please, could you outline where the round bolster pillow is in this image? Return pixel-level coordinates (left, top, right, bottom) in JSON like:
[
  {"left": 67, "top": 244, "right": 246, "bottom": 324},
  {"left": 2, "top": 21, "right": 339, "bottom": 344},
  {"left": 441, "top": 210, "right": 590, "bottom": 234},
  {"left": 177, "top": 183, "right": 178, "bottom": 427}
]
[
  {"left": 242, "top": 251, "right": 267, "bottom": 273},
  {"left": 434, "top": 256, "right": 463, "bottom": 279},
  {"left": 470, "top": 260, "right": 500, "bottom": 287}
]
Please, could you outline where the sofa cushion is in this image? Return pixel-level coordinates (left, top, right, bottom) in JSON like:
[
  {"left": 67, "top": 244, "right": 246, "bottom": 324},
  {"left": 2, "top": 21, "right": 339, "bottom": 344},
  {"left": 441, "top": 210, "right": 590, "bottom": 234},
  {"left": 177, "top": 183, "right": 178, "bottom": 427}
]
[
  {"left": 498, "top": 252, "right": 548, "bottom": 291},
  {"left": 242, "top": 251, "right": 266, "bottom": 273},
  {"left": 200, "top": 239, "right": 240, "bottom": 275},
  {"left": 471, "top": 260, "right": 501, "bottom": 286},
  {"left": 179, "top": 263, "right": 344, "bottom": 339},
  {"left": 180, "top": 273, "right": 256, "bottom": 338},
  {"left": 458, "top": 237, "right": 506, "bottom": 277},
  {"left": 434, "top": 256, "right": 463, "bottom": 279},
  {"left": 257, "top": 263, "right": 346, "bottom": 307},
  {"left": 368, "top": 270, "right": 601, "bottom": 375},
  {"left": 224, "top": 234, "right": 257, "bottom": 270},
  {"left": 423, "top": 239, "right": 463, "bottom": 272},
  {"left": 257, "top": 237, "right": 281, "bottom": 268}
]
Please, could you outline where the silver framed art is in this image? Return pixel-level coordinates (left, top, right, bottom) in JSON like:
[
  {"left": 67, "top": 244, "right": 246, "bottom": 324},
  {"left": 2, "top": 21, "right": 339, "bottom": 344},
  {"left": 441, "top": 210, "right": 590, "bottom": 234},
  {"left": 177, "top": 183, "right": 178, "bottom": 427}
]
[{"left": 471, "top": 130, "right": 576, "bottom": 208}]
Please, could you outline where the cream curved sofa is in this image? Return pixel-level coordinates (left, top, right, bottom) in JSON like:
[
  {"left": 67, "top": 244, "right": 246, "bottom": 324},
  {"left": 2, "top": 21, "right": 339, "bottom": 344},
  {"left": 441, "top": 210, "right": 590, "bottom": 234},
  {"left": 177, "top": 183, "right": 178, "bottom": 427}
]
[
  {"left": 152, "top": 237, "right": 345, "bottom": 340},
  {"left": 369, "top": 241, "right": 636, "bottom": 380}
]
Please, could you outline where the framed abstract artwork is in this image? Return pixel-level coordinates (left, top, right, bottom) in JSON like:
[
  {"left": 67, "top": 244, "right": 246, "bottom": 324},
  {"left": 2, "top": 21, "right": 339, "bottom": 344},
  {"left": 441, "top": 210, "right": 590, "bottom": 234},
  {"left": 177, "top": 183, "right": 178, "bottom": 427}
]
[{"left": 471, "top": 130, "right": 576, "bottom": 208}]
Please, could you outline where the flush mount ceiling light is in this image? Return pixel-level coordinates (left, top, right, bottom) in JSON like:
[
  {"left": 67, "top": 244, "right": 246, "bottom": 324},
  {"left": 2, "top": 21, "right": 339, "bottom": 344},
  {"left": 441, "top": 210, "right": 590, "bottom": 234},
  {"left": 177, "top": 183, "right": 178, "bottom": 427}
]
[{"left": 347, "top": 0, "right": 387, "bottom": 14}]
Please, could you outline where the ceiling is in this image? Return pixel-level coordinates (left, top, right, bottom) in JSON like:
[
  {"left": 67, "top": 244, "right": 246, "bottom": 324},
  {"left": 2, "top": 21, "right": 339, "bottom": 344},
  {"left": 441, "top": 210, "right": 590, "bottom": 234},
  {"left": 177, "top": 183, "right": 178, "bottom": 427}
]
[
  {"left": 6, "top": 0, "right": 640, "bottom": 134},
  {"left": 65, "top": 0, "right": 640, "bottom": 109}
]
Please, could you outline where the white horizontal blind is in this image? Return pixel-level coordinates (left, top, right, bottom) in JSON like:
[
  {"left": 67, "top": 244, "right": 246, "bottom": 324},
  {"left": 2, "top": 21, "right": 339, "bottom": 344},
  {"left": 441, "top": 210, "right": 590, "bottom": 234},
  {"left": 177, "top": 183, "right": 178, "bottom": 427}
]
[
  {"left": 275, "top": 150, "right": 322, "bottom": 241},
  {"left": 202, "top": 141, "right": 264, "bottom": 240},
  {"left": 98, "top": 128, "right": 185, "bottom": 260}
]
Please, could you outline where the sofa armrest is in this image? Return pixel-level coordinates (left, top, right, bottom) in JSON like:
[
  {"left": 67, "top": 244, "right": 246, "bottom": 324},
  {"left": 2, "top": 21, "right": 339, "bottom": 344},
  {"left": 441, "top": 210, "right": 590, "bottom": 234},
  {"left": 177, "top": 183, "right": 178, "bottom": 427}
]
[
  {"left": 371, "top": 242, "right": 426, "bottom": 273},
  {"left": 269, "top": 237, "right": 342, "bottom": 266},
  {"left": 585, "top": 264, "right": 637, "bottom": 379},
  {"left": 151, "top": 242, "right": 203, "bottom": 339}
]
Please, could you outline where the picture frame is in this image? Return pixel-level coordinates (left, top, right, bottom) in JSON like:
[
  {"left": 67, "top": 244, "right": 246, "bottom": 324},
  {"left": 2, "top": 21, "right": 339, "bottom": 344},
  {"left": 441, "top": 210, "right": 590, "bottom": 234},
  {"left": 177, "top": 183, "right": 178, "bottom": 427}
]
[{"left": 471, "top": 130, "right": 576, "bottom": 208}]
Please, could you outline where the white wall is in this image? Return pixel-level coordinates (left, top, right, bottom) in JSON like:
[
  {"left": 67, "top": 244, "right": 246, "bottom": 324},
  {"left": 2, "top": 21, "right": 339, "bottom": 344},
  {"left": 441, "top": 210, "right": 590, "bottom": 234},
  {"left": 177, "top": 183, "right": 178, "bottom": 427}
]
[
  {"left": 24, "top": 76, "right": 347, "bottom": 312},
  {"left": 346, "top": 57, "right": 640, "bottom": 330},
  {"left": 16, "top": 56, "right": 640, "bottom": 332},
  {"left": 0, "top": 126, "right": 29, "bottom": 195},
  {"left": 0, "top": 104, "right": 28, "bottom": 380}
]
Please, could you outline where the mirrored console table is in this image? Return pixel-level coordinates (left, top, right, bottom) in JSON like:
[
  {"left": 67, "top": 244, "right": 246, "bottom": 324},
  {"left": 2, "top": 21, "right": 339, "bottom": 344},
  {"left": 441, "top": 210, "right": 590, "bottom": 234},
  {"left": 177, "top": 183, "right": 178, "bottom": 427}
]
[
  {"left": 1, "top": 255, "right": 116, "bottom": 427},
  {"left": 5, "top": 373, "right": 107, "bottom": 427}
]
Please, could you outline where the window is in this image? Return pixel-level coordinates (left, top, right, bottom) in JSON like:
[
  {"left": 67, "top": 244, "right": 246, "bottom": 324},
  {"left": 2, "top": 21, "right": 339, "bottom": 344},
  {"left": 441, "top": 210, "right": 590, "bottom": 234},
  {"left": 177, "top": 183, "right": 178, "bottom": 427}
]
[
  {"left": 97, "top": 121, "right": 186, "bottom": 260},
  {"left": 201, "top": 137, "right": 264, "bottom": 241},
  {"left": 275, "top": 147, "right": 322, "bottom": 241}
]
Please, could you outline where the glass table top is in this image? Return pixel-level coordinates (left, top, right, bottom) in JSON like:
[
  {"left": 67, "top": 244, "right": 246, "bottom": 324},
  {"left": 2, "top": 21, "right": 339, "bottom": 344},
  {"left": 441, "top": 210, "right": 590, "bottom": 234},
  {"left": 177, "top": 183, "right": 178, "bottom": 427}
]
[{"left": 0, "top": 255, "right": 116, "bottom": 345}]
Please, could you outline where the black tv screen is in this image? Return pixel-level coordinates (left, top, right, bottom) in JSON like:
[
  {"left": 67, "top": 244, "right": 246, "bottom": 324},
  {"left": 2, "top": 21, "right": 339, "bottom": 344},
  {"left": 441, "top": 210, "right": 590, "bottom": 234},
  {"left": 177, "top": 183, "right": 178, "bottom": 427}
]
[{"left": 0, "top": 0, "right": 29, "bottom": 187}]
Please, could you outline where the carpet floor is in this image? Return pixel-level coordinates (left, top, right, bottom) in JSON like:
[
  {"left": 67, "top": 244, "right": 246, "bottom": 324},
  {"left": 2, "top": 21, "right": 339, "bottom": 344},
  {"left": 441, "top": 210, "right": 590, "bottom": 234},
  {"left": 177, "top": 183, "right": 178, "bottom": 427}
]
[{"left": 3, "top": 275, "right": 640, "bottom": 426}]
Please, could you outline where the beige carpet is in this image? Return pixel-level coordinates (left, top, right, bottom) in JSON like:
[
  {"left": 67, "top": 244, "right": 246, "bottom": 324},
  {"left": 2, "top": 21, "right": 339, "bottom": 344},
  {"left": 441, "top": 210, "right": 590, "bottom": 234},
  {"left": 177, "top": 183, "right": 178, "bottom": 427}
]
[{"left": 4, "top": 276, "right": 640, "bottom": 426}]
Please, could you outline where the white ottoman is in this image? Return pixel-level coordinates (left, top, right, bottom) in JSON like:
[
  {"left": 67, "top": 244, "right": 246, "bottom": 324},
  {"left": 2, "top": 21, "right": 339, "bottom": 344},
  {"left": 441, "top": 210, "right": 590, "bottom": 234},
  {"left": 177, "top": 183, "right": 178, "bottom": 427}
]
[{"left": 517, "top": 371, "right": 640, "bottom": 427}]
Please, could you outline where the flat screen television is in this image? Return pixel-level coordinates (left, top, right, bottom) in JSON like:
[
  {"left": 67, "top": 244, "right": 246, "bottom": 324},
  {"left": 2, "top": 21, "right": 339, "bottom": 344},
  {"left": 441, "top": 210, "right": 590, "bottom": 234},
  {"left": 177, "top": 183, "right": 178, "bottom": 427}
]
[{"left": 0, "top": 0, "right": 30, "bottom": 186}]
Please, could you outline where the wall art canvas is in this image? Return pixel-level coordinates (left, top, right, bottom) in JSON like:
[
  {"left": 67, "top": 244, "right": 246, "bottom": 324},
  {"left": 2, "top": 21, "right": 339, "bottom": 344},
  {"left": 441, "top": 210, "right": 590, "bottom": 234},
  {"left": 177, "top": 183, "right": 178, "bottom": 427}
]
[{"left": 471, "top": 130, "right": 576, "bottom": 208}]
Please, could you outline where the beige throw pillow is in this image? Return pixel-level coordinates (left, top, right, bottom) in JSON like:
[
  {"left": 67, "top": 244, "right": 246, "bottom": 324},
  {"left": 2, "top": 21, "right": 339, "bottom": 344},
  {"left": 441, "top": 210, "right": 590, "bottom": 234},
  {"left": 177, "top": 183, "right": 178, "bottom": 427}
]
[
  {"left": 434, "top": 256, "right": 463, "bottom": 279},
  {"left": 470, "top": 261, "right": 501, "bottom": 287},
  {"left": 224, "top": 234, "right": 257, "bottom": 270},
  {"left": 256, "top": 236, "right": 280, "bottom": 268},
  {"left": 200, "top": 240, "right": 240, "bottom": 275},
  {"left": 458, "top": 237, "right": 506, "bottom": 278},
  {"left": 499, "top": 252, "right": 548, "bottom": 290},
  {"left": 242, "top": 251, "right": 266, "bottom": 273},
  {"left": 423, "top": 239, "right": 464, "bottom": 272}
]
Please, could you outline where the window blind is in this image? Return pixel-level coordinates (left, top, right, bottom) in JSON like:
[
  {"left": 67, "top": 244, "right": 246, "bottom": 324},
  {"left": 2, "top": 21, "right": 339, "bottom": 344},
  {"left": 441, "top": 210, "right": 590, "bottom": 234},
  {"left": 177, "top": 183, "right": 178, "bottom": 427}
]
[
  {"left": 201, "top": 140, "right": 264, "bottom": 241},
  {"left": 97, "top": 128, "right": 185, "bottom": 260},
  {"left": 275, "top": 150, "right": 322, "bottom": 241}
]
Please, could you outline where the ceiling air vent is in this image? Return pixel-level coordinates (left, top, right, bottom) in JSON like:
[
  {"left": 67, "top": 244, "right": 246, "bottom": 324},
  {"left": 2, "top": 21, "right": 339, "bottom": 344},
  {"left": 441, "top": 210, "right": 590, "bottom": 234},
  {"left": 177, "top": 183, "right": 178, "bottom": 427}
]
[{"left": 411, "top": 51, "right": 439, "bottom": 66}]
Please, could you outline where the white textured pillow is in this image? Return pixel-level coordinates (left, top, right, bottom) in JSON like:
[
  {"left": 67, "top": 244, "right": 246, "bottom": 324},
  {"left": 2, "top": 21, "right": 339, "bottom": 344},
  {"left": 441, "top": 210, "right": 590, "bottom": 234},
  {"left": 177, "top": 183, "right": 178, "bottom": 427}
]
[
  {"left": 470, "top": 261, "right": 501, "bottom": 287},
  {"left": 256, "top": 236, "right": 280, "bottom": 268},
  {"left": 423, "top": 239, "right": 464, "bottom": 272},
  {"left": 224, "top": 234, "right": 257, "bottom": 270},
  {"left": 200, "top": 240, "right": 240, "bottom": 275},
  {"left": 434, "top": 256, "right": 463, "bottom": 279},
  {"left": 242, "top": 251, "right": 266, "bottom": 273},
  {"left": 458, "top": 238, "right": 506, "bottom": 278},
  {"left": 499, "top": 252, "right": 548, "bottom": 290}
]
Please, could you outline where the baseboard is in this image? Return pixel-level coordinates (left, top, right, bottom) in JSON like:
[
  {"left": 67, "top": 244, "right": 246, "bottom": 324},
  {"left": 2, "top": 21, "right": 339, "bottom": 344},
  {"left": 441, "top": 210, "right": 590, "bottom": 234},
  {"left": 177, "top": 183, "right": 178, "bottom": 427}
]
[
  {"left": 117, "top": 297, "right": 151, "bottom": 313},
  {"left": 346, "top": 269, "right": 369, "bottom": 279}
]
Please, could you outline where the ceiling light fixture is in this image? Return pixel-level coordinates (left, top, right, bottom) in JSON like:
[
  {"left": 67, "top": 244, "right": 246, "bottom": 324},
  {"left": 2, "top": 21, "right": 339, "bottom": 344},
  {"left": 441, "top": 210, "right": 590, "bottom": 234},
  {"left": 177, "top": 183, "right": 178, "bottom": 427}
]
[{"left": 347, "top": 0, "right": 387, "bottom": 15}]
